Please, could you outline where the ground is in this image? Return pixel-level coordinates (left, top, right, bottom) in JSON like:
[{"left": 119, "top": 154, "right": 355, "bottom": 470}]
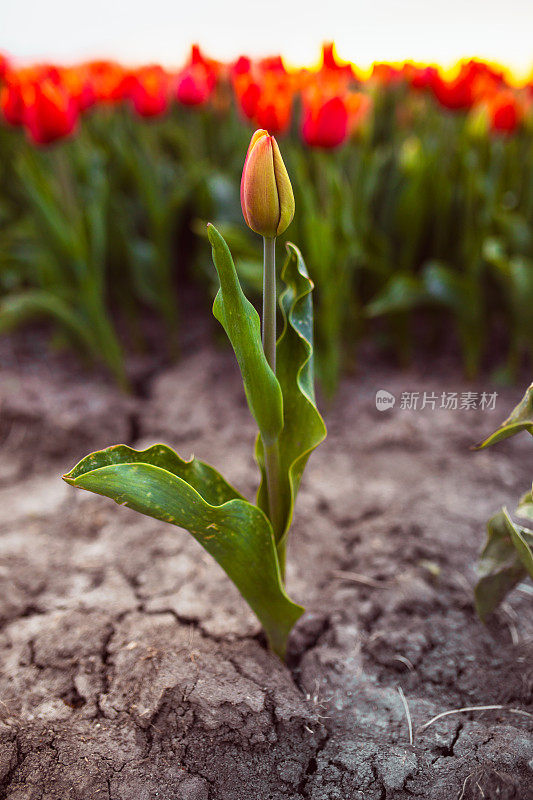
[{"left": 0, "top": 330, "right": 532, "bottom": 800}]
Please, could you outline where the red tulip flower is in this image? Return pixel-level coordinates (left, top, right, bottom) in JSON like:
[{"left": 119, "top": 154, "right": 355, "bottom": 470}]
[
  {"left": 488, "top": 90, "right": 522, "bottom": 134},
  {"left": 408, "top": 65, "right": 439, "bottom": 92},
  {"left": 301, "top": 91, "right": 349, "bottom": 148},
  {"left": 85, "top": 61, "right": 128, "bottom": 103},
  {"left": 233, "top": 57, "right": 294, "bottom": 135},
  {"left": 127, "top": 65, "right": 170, "bottom": 118},
  {"left": 176, "top": 64, "right": 215, "bottom": 106},
  {"left": 371, "top": 63, "right": 404, "bottom": 86},
  {"left": 254, "top": 90, "right": 292, "bottom": 136},
  {"left": 1, "top": 76, "right": 26, "bottom": 126},
  {"left": 23, "top": 77, "right": 78, "bottom": 145},
  {"left": 320, "top": 43, "right": 354, "bottom": 80},
  {"left": 0, "top": 54, "right": 9, "bottom": 82},
  {"left": 236, "top": 77, "right": 261, "bottom": 119}
]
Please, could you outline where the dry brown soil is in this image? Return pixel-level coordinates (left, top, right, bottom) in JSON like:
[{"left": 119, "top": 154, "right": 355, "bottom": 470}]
[{"left": 1, "top": 333, "right": 532, "bottom": 800}]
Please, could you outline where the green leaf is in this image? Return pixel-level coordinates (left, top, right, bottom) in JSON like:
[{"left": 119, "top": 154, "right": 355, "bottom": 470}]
[
  {"left": 255, "top": 244, "right": 327, "bottom": 545},
  {"left": 474, "top": 383, "right": 533, "bottom": 448},
  {"left": 516, "top": 490, "right": 533, "bottom": 523},
  {"left": 208, "top": 224, "right": 283, "bottom": 447},
  {"left": 63, "top": 444, "right": 303, "bottom": 657},
  {"left": 475, "top": 507, "right": 533, "bottom": 621}
]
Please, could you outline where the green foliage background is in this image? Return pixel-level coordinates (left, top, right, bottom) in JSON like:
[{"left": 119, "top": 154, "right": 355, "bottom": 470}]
[{"left": 1, "top": 88, "right": 532, "bottom": 391}]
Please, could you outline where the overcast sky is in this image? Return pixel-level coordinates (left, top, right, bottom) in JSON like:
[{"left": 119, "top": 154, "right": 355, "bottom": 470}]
[{"left": 3, "top": 0, "right": 533, "bottom": 77}]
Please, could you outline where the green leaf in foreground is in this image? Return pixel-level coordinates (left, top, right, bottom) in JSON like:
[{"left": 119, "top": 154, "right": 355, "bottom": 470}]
[
  {"left": 63, "top": 444, "right": 303, "bottom": 657},
  {"left": 473, "top": 383, "right": 533, "bottom": 449},
  {"left": 256, "top": 243, "right": 327, "bottom": 545},
  {"left": 208, "top": 224, "right": 283, "bottom": 447},
  {"left": 475, "top": 507, "right": 533, "bottom": 621}
]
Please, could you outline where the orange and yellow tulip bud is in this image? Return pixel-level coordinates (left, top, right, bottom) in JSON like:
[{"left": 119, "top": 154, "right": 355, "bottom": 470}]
[{"left": 240, "top": 129, "right": 294, "bottom": 238}]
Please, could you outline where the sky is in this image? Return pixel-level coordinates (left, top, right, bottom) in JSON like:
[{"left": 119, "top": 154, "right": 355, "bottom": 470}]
[{"left": 3, "top": 0, "right": 533, "bottom": 78}]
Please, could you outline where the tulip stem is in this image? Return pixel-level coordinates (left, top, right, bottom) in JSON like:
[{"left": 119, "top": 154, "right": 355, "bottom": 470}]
[
  {"left": 262, "top": 236, "right": 285, "bottom": 576},
  {"left": 262, "top": 237, "right": 277, "bottom": 371}
]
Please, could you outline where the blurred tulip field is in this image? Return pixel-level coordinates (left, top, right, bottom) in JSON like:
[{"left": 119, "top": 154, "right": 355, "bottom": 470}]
[{"left": 1, "top": 43, "right": 532, "bottom": 392}]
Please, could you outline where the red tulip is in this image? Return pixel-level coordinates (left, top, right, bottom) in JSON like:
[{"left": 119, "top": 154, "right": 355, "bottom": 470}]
[
  {"left": 254, "top": 89, "right": 292, "bottom": 136},
  {"left": 236, "top": 77, "right": 261, "bottom": 119},
  {"left": 321, "top": 43, "right": 354, "bottom": 80},
  {"left": 258, "top": 55, "right": 285, "bottom": 74},
  {"left": 232, "top": 56, "right": 252, "bottom": 77},
  {"left": 371, "top": 63, "right": 404, "bottom": 86},
  {"left": 176, "top": 63, "right": 214, "bottom": 106},
  {"left": 85, "top": 61, "right": 128, "bottom": 103},
  {"left": 407, "top": 65, "right": 439, "bottom": 91},
  {"left": 232, "top": 56, "right": 294, "bottom": 134},
  {"left": 301, "top": 91, "right": 349, "bottom": 148},
  {"left": 23, "top": 76, "right": 78, "bottom": 145},
  {"left": 127, "top": 65, "right": 170, "bottom": 117},
  {"left": 431, "top": 60, "right": 505, "bottom": 111},
  {"left": 61, "top": 66, "right": 96, "bottom": 112},
  {"left": 1, "top": 75, "right": 26, "bottom": 126},
  {"left": 488, "top": 90, "right": 522, "bottom": 134},
  {"left": 0, "top": 54, "right": 9, "bottom": 82}
]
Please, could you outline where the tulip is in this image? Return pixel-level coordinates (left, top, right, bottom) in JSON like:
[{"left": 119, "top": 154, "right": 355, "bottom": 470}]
[
  {"left": 127, "top": 65, "right": 170, "bottom": 118},
  {"left": 301, "top": 92, "right": 349, "bottom": 148},
  {"left": 254, "top": 89, "right": 292, "bottom": 135},
  {"left": 321, "top": 43, "right": 354, "bottom": 80},
  {"left": 240, "top": 130, "right": 296, "bottom": 544},
  {"left": 234, "top": 75, "right": 261, "bottom": 119},
  {"left": 176, "top": 64, "right": 214, "bottom": 106},
  {"left": 23, "top": 77, "right": 78, "bottom": 145},
  {"left": 85, "top": 61, "right": 128, "bottom": 103},
  {"left": 240, "top": 129, "right": 294, "bottom": 239},
  {"left": 0, "top": 54, "right": 9, "bottom": 82},
  {"left": 1, "top": 76, "right": 26, "bottom": 126},
  {"left": 488, "top": 91, "right": 521, "bottom": 134},
  {"left": 408, "top": 65, "right": 439, "bottom": 92}
]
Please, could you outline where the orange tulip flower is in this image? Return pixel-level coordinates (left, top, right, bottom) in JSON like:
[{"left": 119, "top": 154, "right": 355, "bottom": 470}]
[
  {"left": 23, "top": 76, "right": 78, "bottom": 145},
  {"left": 127, "top": 65, "right": 170, "bottom": 118}
]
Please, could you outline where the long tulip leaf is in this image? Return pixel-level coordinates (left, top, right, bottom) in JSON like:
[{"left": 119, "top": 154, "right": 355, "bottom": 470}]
[
  {"left": 255, "top": 243, "right": 327, "bottom": 544},
  {"left": 63, "top": 444, "right": 302, "bottom": 657},
  {"left": 474, "top": 383, "right": 533, "bottom": 448},
  {"left": 208, "top": 224, "right": 283, "bottom": 447}
]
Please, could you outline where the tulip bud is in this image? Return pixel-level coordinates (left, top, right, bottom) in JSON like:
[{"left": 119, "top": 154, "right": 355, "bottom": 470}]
[{"left": 240, "top": 129, "right": 295, "bottom": 238}]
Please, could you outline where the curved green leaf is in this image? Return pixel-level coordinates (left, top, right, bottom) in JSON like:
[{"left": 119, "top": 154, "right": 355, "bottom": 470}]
[
  {"left": 475, "top": 507, "right": 533, "bottom": 621},
  {"left": 63, "top": 444, "right": 303, "bottom": 657},
  {"left": 474, "top": 383, "right": 533, "bottom": 448},
  {"left": 208, "top": 224, "right": 283, "bottom": 447},
  {"left": 256, "top": 243, "right": 327, "bottom": 545},
  {"left": 65, "top": 444, "right": 244, "bottom": 505}
]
